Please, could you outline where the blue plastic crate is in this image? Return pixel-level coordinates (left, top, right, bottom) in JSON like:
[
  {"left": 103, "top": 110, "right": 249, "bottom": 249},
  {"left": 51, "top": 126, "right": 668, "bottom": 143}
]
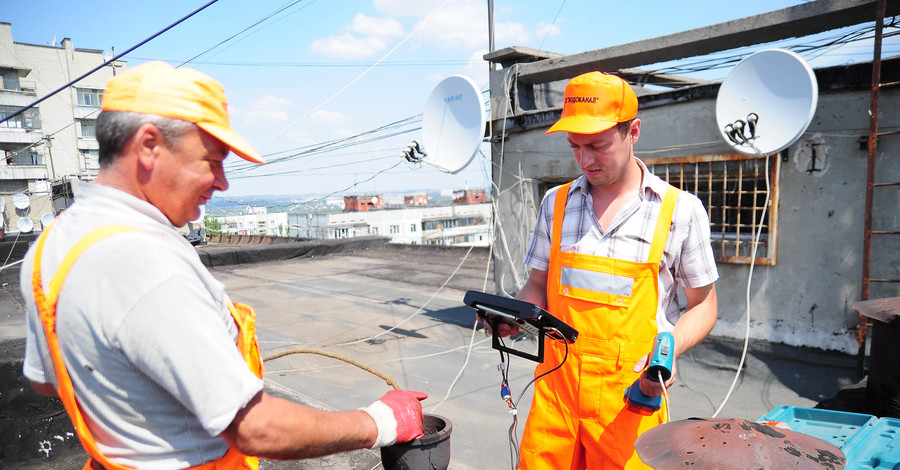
[
  {"left": 843, "top": 417, "right": 900, "bottom": 470},
  {"left": 757, "top": 406, "right": 877, "bottom": 449}
]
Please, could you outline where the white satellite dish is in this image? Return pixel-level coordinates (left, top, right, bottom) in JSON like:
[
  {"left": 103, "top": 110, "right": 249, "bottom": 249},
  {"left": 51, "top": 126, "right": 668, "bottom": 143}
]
[
  {"left": 41, "top": 212, "right": 55, "bottom": 229},
  {"left": 17, "top": 217, "right": 33, "bottom": 233},
  {"left": 716, "top": 49, "right": 818, "bottom": 156},
  {"left": 421, "top": 75, "right": 485, "bottom": 174},
  {"left": 13, "top": 193, "right": 30, "bottom": 210}
]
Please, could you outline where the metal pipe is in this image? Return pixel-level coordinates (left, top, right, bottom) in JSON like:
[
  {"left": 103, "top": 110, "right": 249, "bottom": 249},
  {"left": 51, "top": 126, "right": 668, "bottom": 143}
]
[{"left": 859, "top": 0, "right": 885, "bottom": 375}]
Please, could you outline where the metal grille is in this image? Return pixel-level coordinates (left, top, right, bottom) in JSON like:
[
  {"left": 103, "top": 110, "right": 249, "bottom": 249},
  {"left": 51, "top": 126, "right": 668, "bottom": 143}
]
[{"left": 644, "top": 153, "right": 780, "bottom": 265}]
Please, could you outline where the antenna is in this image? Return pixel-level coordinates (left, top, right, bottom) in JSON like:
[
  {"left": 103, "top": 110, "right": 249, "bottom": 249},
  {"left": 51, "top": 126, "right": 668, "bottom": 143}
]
[
  {"left": 41, "top": 213, "right": 55, "bottom": 229},
  {"left": 13, "top": 193, "right": 30, "bottom": 210},
  {"left": 715, "top": 49, "right": 818, "bottom": 155},
  {"left": 17, "top": 217, "right": 33, "bottom": 233},
  {"left": 417, "top": 75, "right": 486, "bottom": 174}
]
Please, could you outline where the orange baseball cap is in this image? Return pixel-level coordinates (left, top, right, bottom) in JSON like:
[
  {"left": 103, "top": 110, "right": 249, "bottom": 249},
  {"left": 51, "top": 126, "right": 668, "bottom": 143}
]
[
  {"left": 101, "top": 61, "right": 265, "bottom": 164},
  {"left": 546, "top": 72, "right": 638, "bottom": 135}
]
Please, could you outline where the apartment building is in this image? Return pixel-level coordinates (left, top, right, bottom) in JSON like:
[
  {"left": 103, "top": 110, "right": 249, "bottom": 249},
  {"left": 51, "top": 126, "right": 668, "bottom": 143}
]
[
  {"left": 286, "top": 202, "right": 492, "bottom": 247},
  {"left": 0, "top": 23, "right": 121, "bottom": 234},
  {"left": 215, "top": 207, "right": 290, "bottom": 237}
]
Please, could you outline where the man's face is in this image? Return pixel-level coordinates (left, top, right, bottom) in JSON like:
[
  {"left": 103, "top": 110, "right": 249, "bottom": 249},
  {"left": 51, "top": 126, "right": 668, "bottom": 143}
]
[
  {"left": 567, "top": 120, "right": 640, "bottom": 188},
  {"left": 150, "top": 126, "right": 230, "bottom": 227}
]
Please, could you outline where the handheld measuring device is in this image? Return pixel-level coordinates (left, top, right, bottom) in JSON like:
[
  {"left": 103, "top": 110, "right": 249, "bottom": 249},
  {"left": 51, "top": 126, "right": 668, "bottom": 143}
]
[{"left": 463, "top": 290, "right": 578, "bottom": 362}]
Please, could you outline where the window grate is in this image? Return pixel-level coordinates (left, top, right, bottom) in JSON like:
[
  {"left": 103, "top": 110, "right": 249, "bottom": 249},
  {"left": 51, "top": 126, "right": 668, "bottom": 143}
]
[{"left": 643, "top": 153, "right": 780, "bottom": 265}]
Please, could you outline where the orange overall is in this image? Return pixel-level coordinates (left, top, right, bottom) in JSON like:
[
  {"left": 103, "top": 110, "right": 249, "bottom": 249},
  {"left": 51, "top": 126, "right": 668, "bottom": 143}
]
[
  {"left": 519, "top": 182, "right": 680, "bottom": 470},
  {"left": 31, "top": 225, "right": 264, "bottom": 470}
]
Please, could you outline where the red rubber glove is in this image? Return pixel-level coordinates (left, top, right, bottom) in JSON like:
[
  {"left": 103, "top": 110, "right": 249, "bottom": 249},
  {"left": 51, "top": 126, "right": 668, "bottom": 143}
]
[{"left": 361, "top": 390, "right": 428, "bottom": 448}]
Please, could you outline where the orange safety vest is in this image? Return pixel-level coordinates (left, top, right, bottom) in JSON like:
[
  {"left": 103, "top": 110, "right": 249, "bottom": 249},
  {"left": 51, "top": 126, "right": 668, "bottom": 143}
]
[
  {"left": 31, "top": 225, "right": 264, "bottom": 470},
  {"left": 519, "top": 182, "right": 679, "bottom": 470}
]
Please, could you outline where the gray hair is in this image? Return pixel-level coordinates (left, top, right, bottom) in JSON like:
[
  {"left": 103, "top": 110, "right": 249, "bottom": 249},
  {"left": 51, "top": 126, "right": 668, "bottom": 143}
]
[{"left": 96, "top": 111, "right": 197, "bottom": 167}]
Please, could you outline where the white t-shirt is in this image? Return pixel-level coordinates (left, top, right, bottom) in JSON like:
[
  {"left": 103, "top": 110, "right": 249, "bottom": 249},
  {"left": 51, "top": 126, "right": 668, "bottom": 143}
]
[{"left": 22, "top": 183, "right": 264, "bottom": 469}]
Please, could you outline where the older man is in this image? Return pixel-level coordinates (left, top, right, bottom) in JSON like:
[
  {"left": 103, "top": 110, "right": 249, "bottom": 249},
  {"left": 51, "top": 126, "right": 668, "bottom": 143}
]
[{"left": 22, "top": 61, "right": 425, "bottom": 470}]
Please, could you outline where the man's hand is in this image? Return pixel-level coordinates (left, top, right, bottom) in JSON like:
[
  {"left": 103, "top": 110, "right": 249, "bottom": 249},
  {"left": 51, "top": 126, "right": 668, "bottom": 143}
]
[
  {"left": 361, "top": 390, "right": 428, "bottom": 448},
  {"left": 477, "top": 314, "right": 519, "bottom": 337},
  {"left": 632, "top": 353, "right": 676, "bottom": 398}
]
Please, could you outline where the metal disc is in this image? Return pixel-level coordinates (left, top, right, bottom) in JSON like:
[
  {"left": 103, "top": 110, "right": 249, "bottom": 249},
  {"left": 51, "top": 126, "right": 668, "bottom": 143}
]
[{"left": 635, "top": 418, "right": 845, "bottom": 469}]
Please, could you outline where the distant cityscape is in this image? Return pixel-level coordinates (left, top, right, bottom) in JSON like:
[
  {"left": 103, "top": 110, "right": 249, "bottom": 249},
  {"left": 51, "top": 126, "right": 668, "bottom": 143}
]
[{"left": 202, "top": 188, "right": 493, "bottom": 247}]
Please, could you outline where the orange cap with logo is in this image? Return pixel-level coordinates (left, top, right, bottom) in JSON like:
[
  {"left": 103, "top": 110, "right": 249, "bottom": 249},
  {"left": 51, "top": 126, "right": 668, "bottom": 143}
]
[
  {"left": 101, "top": 61, "right": 265, "bottom": 164},
  {"left": 546, "top": 72, "right": 638, "bottom": 135}
]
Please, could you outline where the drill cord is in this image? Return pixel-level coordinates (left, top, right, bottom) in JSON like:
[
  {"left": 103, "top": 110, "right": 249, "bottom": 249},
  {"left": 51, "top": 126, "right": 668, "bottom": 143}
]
[{"left": 658, "top": 370, "right": 670, "bottom": 423}]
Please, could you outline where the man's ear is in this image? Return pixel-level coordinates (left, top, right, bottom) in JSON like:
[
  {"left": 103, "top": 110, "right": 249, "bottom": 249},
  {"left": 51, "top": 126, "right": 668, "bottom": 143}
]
[
  {"left": 133, "top": 123, "right": 163, "bottom": 171},
  {"left": 629, "top": 119, "right": 642, "bottom": 144}
]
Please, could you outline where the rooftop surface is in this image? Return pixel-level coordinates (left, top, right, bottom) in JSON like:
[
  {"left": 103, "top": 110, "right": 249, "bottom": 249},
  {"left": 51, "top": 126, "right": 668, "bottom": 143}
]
[{"left": 0, "top": 237, "right": 863, "bottom": 469}]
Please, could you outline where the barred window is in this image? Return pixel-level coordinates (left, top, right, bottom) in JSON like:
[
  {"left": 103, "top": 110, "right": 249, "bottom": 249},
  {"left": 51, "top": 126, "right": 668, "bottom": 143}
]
[{"left": 644, "top": 153, "right": 780, "bottom": 265}]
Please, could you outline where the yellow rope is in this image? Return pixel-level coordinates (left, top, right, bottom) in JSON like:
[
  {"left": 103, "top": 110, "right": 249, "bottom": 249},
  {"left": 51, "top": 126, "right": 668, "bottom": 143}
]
[{"left": 262, "top": 348, "right": 400, "bottom": 390}]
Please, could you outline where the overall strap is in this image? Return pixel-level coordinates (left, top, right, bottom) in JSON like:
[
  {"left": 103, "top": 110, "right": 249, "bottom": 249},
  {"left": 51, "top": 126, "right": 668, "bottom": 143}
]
[
  {"left": 33, "top": 224, "right": 139, "bottom": 470},
  {"left": 551, "top": 182, "right": 575, "bottom": 250},
  {"left": 647, "top": 185, "right": 680, "bottom": 266}
]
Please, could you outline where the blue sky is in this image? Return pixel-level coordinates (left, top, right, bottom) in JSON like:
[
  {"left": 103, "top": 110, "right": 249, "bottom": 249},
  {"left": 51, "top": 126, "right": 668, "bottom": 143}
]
[{"left": 3, "top": 0, "right": 896, "bottom": 197}]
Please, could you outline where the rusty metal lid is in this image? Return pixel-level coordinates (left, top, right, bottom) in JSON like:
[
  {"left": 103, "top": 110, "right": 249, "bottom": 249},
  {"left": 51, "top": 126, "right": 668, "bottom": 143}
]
[{"left": 635, "top": 418, "right": 846, "bottom": 469}]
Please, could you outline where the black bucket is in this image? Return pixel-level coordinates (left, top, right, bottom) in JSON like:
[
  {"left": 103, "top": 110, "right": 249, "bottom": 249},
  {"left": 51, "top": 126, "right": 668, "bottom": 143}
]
[{"left": 380, "top": 414, "right": 452, "bottom": 470}]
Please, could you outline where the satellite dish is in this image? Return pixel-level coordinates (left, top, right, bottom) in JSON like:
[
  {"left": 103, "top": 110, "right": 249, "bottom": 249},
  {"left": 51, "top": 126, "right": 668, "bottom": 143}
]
[
  {"left": 41, "top": 213, "right": 55, "bottom": 229},
  {"left": 716, "top": 49, "right": 818, "bottom": 156},
  {"left": 17, "top": 217, "right": 33, "bottom": 233},
  {"left": 421, "top": 75, "right": 485, "bottom": 174},
  {"left": 13, "top": 193, "right": 30, "bottom": 210}
]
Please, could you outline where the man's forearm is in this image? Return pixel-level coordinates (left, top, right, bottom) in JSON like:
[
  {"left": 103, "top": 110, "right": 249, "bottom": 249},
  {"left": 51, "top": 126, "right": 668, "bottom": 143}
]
[
  {"left": 517, "top": 268, "right": 549, "bottom": 309},
  {"left": 223, "top": 391, "right": 378, "bottom": 460},
  {"left": 672, "top": 283, "right": 718, "bottom": 357}
]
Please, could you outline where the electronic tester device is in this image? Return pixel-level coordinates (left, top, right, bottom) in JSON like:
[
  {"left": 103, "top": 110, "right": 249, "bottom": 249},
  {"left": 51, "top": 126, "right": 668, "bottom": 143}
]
[{"left": 463, "top": 290, "right": 578, "bottom": 362}]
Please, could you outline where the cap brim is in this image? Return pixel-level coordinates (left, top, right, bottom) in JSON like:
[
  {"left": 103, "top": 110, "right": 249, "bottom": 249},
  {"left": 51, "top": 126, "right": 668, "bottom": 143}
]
[
  {"left": 546, "top": 116, "right": 619, "bottom": 135},
  {"left": 198, "top": 122, "right": 266, "bottom": 164}
]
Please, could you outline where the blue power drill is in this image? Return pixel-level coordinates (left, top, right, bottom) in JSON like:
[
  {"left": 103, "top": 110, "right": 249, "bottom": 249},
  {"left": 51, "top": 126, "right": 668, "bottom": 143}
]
[{"left": 624, "top": 332, "right": 674, "bottom": 415}]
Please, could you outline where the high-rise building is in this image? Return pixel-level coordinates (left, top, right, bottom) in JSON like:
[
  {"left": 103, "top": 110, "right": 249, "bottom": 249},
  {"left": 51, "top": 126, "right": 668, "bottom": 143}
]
[{"left": 0, "top": 22, "right": 123, "bottom": 234}]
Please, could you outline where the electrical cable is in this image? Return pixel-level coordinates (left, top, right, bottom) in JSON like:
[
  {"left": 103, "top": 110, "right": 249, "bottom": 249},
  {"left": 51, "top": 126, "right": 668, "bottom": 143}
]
[
  {"left": 262, "top": 348, "right": 401, "bottom": 390},
  {"left": 0, "top": 0, "right": 219, "bottom": 127},
  {"left": 537, "top": 0, "right": 567, "bottom": 51},
  {"left": 0, "top": 231, "right": 22, "bottom": 273},
  {"left": 495, "top": 326, "right": 569, "bottom": 470},
  {"left": 177, "top": 0, "right": 310, "bottom": 68},
  {"left": 658, "top": 370, "right": 670, "bottom": 423},
  {"left": 333, "top": 245, "right": 474, "bottom": 347},
  {"left": 254, "top": 0, "right": 451, "bottom": 149},
  {"left": 710, "top": 128, "right": 770, "bottom": 419}
]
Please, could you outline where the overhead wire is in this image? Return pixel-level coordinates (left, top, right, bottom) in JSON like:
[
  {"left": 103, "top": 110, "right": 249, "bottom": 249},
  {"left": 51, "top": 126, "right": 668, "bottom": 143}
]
[
  {"left": 0, "top": 0, "right": 219, "bottom": 127},
  {"left": 177, "top": 0, "right": 313, "bottom": 68},
  {"left": 253, "top": 0, "right": 451, "bottom": 150}
]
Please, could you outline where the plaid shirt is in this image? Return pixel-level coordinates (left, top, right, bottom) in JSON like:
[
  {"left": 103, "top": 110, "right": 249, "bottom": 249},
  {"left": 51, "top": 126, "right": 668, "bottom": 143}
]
[{"left": 524, "top": 159, "right": 719, "bottom": 329}]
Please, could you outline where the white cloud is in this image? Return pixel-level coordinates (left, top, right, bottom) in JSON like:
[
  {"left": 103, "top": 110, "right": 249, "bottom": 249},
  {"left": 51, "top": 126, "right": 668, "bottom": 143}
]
[
  {"left": 373, "top": 0, "right": 442, "bottom": 17},
  {"left": 310, "top": 109, "right": 349, "bottom": 125},
  {"left": 463, "top": 49, "right": 489, "bottom": 87},
  {"left": 240, "top": 95, "right": 293, "bottom": 124},
  {"left": 309, "top": 13, "right": 404, "bottom": 59},
  {"left": 494, "top": 21, "right": 532, "bottom": 47},
  {"left": 535, "top": 21, "right": 562, "bottom": 42},
  {"left": 415, "top": 0, "right": 487, "bottom": 50}
]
